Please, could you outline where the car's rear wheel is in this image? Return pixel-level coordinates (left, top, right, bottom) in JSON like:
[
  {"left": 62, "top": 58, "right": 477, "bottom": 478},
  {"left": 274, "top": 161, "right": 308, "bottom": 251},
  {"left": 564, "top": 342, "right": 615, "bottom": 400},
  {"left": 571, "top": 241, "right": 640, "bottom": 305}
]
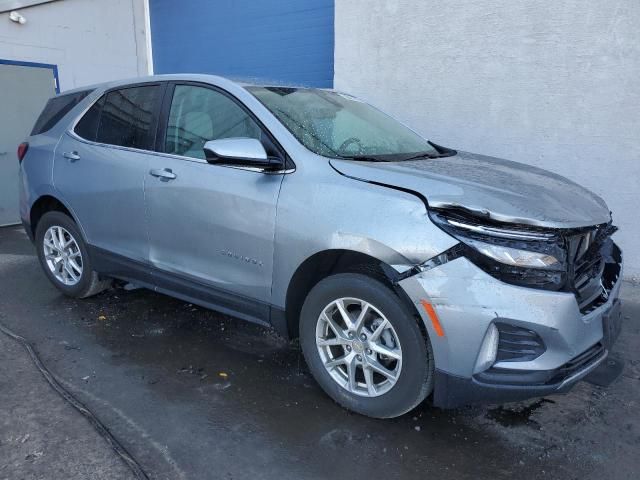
[
  {"left": 300, "top": 273, "right": 434, "bottom": 418},
  {"left": 35, "top": 211, "right": 110, "bottom": 298}
]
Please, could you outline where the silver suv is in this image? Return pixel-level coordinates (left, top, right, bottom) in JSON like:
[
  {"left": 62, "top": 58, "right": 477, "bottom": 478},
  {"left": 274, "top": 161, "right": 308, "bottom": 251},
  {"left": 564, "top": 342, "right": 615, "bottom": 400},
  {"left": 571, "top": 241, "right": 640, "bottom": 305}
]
[{"left": 19, "top": 75, "right": 623, "bottom": 418}]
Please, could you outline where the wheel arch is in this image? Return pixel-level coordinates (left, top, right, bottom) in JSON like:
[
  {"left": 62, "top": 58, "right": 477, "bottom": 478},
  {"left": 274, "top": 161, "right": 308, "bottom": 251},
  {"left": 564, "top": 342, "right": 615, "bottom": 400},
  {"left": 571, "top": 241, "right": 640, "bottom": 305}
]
[
  {"left": 29, "top": 194, "right": 82, "bottom": 239},
  {"left": 281, "top": 249, "right": 419, "bottom": 339}
]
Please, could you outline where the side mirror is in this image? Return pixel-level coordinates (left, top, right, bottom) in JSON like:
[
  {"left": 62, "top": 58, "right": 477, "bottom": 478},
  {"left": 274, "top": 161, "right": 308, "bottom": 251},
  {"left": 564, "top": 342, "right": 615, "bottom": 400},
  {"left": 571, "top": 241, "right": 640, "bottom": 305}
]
[{"left": 203, "top": 138, "right": 282, "bottom": 170}]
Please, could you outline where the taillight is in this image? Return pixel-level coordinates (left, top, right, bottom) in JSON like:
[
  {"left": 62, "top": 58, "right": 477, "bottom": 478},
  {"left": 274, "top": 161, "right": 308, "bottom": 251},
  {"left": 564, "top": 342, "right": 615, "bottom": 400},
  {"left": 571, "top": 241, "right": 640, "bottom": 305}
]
[{"left": 17, "top": 142, "right": 29, "bottom": 163}]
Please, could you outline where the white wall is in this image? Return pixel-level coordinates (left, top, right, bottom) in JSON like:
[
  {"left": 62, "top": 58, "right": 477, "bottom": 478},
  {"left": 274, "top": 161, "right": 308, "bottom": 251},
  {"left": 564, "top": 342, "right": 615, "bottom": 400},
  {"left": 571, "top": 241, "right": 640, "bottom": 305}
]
[
  {"left": 335, "top": 0, "right": 640, "bottom": 279},
  {"left": 0, "top": 0, "right": 149, "bottom": 91}
]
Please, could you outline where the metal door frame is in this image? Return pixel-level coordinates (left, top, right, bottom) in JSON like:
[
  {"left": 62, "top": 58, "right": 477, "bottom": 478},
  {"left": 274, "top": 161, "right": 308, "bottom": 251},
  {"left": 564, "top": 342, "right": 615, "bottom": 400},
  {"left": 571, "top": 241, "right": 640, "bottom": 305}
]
[
  {"left": 0, "top": 58, "right": 60, "bottom": 226},
  {"left": 0, "top": 58, "right": 60, "bottom": 93}
]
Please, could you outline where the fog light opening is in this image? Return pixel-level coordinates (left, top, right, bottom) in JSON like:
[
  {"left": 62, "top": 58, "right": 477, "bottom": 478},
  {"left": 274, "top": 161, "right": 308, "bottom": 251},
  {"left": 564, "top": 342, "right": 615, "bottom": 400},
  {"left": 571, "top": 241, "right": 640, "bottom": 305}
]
[{"left": 474, "top": 323, "right": 499, "bottom": 373}]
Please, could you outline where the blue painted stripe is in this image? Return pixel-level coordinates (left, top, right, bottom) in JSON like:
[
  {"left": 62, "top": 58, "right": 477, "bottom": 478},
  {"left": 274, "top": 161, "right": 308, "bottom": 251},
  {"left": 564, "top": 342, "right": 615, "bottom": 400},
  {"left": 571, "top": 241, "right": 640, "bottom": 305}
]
[
  {"left": 149, "top": 0, "right": 334, "bottom": 88},
  {"left": 0, "top": 58, "right": 59, "bottom": 93}
]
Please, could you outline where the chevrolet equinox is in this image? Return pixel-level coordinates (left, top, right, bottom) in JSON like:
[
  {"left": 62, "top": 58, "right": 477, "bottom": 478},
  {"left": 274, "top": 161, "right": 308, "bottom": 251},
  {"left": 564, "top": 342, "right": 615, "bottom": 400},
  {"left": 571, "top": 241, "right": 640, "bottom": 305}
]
[{"left": 18, "top": 75, "right": 623, "bottom": 418}]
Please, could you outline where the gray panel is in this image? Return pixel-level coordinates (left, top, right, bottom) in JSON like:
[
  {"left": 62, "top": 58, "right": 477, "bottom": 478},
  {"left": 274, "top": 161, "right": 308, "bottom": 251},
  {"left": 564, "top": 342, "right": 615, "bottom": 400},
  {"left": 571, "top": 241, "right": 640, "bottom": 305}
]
[
  {"left": 53, "top": 134, "right": 150, "bottom": 263},
  {"left": 0, "top": 63, "right": 55, "bottom": 225},
  {"left": 0, "top": 0, "right": 58, "bottom": 13},
  {"left": 145, "top": 154, "right": 283, "bottom": 303}
]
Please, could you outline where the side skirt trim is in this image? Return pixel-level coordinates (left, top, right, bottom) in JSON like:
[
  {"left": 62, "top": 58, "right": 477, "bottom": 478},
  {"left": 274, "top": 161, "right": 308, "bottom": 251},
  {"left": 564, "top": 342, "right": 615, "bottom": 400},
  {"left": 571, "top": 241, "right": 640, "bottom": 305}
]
[{"left": 87, "top": 245, "right": 286, "bottom": 334}]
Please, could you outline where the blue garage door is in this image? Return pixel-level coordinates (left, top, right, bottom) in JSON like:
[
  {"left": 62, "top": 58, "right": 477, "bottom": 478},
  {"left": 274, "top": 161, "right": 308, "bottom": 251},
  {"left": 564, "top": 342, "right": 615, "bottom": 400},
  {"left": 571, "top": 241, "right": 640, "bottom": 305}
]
[{"left": 149, "top": 0, "right": 334, "bottom": 88}]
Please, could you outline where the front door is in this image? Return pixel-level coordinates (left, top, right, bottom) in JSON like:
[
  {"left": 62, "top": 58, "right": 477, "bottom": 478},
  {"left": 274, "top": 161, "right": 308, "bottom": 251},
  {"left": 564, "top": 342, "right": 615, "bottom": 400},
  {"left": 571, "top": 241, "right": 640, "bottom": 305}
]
[
  {"left": 0, "top": 61, "right": 57, "bottom": 225},
  {"left": 145, "top": 83, "right": 284, "bottom": 321}
]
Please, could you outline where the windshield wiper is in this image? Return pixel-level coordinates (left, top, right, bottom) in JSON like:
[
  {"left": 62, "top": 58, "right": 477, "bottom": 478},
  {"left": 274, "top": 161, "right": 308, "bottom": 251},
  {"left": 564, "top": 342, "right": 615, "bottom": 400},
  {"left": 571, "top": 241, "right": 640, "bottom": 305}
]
[
  {"left": 339, "top": 155, "right": 390, "bottom": 162},
  {"left": 402, "top": 142, "right": 458, "bottom": 161},
  {"left": 339, "top": 146, "right": 457, "bottom": 163},
  {"left": 400, "top": 152, "right": 451, "bottom": 161}
]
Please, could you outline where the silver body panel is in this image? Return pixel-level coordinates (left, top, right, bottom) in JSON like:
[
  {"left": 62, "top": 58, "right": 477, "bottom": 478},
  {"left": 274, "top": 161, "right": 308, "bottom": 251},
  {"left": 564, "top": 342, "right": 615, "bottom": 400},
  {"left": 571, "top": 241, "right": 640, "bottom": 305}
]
[
  {"left": 400, "top": 256, "right": 622, "bottom": 378},
  {"left": 53, "top": 133, "right": 149, "bottom": 263},
  {"left": 145, "top": 153, "right": 283, "bottom": 302},
  {"left": 19, "top": 74, "right": 622, "bottom": 406},
  {"left": 330, "top": 152, "right": 611, "bottom": 229},
  {"left": 270, "top": 155, "right": 459, "bottom": 308}
]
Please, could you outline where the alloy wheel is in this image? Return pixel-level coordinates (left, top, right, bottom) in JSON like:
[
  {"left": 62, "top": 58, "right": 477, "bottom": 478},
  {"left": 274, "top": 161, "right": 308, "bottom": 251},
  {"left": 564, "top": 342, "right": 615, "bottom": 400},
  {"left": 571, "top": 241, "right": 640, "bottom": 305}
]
[
  {"left": 43, "top": 226, "right": 83, "bottom": 286},
  {"left": 315, "top": 297, "right": 403, "bottom": 397}
]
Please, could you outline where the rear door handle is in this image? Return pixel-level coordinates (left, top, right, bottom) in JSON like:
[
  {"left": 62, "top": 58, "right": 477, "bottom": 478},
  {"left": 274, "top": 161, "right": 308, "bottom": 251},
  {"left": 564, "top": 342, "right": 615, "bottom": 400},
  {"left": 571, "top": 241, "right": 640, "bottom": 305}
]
[
  {"left": 63, "top": 151, "right": 81, "bottom": 162},
  {"left": 149, "top": 168, "right": 177, "bottom": 180}
]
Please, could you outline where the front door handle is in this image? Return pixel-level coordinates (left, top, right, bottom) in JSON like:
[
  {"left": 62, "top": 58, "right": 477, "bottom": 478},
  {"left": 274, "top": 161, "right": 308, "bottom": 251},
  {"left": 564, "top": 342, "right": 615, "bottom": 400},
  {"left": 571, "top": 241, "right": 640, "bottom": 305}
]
[
  {"left": 149, "top": 168, "right": 177, "bottom": 180},
  {"left": 63, "top": 151, "right": 81, "bottom": 162}
]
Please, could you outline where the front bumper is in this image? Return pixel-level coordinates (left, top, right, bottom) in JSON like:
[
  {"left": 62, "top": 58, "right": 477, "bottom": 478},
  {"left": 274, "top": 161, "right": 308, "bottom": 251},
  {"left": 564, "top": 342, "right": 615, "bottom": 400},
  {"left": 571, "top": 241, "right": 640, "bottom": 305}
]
[{"left": 399, "top": 245, "right": 623, "bottom": 408}]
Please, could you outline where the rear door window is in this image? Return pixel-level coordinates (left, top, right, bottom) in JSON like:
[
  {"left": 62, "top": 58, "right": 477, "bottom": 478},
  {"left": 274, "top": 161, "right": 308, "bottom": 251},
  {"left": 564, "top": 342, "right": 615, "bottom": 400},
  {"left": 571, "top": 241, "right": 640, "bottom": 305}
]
[
  {"left": 95, "top": 85, "right": 162, "bottom": 150},
  {"left": 31, "top": 89, "right": 93, "bottom": 135}
]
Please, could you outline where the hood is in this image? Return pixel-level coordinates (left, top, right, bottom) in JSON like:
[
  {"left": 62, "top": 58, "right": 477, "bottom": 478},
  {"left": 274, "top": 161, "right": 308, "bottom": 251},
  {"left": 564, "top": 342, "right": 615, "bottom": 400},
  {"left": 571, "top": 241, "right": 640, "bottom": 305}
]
[{"left": 330, "top": 151, "right": 611, "bottom": 229}]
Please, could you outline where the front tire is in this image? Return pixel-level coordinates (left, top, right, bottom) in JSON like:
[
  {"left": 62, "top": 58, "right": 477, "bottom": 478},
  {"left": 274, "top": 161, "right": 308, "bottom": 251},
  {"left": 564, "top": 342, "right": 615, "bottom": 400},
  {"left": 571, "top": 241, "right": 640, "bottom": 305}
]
[
  {"left": 35, "top": 211, "right": 110, "bottom": 298},
  {"left": 300, "top": 273, "right": 434, "bottom": 418}
]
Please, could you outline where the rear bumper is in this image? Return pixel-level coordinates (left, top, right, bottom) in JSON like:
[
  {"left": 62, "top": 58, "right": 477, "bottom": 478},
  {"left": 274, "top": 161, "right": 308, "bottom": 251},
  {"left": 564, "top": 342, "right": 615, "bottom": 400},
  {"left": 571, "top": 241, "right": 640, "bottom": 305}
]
[
  {"left": 18, "top": 166, "right": 34, "bottom": 242},
  {"left": 22, "top": 218, "right": 34, "bottom": 242}
]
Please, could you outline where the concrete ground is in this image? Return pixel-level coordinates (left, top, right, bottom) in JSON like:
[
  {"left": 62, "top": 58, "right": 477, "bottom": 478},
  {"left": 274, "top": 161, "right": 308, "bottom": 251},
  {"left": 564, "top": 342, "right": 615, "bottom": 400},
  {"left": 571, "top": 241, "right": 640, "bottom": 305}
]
[
  {"left": 0, "top": 224, "right": 638, "bottom": 479},
  {"left": 0, "top": 333, "right": 134, "bottom": 480}
]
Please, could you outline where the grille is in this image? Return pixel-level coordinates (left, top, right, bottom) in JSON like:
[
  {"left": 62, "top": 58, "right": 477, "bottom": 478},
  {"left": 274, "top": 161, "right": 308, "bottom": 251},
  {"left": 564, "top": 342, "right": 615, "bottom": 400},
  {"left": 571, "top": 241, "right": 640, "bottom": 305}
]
[{"left": 568, "top": 224, "right": 620, "bottom": 313}]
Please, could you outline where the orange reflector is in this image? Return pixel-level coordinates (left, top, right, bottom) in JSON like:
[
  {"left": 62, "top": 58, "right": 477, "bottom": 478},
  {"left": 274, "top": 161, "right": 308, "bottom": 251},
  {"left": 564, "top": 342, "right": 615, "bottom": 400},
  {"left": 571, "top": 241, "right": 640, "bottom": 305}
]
[{"left": 420, "top": 300, "right": 445, "bottom": 337}]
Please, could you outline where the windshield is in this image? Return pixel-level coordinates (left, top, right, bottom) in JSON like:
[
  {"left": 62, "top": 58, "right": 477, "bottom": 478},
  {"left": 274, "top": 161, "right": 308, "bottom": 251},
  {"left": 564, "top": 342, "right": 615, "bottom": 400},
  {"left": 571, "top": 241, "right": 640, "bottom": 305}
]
[{"left": 246, "top": 86, "right": 440, "bottom": 161}]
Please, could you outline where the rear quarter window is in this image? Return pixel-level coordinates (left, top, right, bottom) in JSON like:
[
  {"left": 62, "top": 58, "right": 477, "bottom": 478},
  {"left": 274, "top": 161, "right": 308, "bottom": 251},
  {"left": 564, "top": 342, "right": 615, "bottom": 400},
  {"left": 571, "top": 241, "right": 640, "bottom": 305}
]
[
  {"left": 31, "top": 89, "right": 93, "bottom": 135},
  {"left": 74, "top": 96, "right": 105, "bottom": 142}
]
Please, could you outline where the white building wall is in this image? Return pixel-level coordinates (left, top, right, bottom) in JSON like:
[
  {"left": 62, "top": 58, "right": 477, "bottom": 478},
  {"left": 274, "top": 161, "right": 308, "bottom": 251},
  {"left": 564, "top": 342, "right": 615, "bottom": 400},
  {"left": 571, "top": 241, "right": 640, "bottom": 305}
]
[
  {"left": 0, "top": 0, "right": 149, "bottom": 91},
  {"left": 335, "top": 0, "right": 640, "bottom": 278}
]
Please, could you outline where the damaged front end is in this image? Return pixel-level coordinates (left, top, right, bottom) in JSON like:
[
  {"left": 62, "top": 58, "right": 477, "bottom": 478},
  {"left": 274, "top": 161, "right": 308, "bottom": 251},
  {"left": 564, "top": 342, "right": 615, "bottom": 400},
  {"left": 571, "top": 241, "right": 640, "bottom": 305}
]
[
  {"left": 392, "top": 208, "right": 623, "bottom": 407},
  {"left": 396, "top": 208, "right": 621, "bottom": 314}
]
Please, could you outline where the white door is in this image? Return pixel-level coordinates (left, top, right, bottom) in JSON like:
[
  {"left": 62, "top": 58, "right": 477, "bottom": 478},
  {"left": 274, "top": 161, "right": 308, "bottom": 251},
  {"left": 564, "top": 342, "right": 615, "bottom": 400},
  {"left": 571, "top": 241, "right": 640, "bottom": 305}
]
[{"left": 0, "top": 61, "right": 57, "bottom": 225}]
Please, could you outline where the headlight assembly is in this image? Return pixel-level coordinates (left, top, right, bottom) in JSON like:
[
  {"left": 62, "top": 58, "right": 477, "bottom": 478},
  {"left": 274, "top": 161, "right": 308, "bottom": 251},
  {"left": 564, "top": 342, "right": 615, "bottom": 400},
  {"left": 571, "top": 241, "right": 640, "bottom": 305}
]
[
  {"left": 429, "top": 209, "right": 568, "bottom": 290},
  {"left": 462, "top": 237, "right": 560, "bottom": 269}
]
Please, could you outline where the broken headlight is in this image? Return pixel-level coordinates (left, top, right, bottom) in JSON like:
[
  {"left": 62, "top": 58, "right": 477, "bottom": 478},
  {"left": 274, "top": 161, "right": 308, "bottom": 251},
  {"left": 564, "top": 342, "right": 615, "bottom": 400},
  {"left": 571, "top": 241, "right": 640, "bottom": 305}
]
[
  {"left": 461, "top": 237, "right": 559, "bottom": 269},
  {"left": 429, "top": 209, "right": 567, "bottom": 290}
]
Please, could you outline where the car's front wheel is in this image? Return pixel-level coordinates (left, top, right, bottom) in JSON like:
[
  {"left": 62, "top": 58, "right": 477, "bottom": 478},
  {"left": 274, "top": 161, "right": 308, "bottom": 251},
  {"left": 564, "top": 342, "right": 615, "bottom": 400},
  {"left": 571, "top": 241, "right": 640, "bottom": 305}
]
[
  {"left": 35, "top": 211, "right": 110, "bottom": 298},
  {"left": 300, "top": 273, "right": 434, "bottom": 418}
]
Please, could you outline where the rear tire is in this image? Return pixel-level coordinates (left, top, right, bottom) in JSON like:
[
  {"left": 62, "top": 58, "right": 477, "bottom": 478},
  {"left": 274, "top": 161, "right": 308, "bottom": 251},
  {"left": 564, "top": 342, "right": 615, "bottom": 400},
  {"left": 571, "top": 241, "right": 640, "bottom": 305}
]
[
  {"left": 35, "top": 211, "right": 110, "bottom": 298},
  {"left": 300, "top": 273, "right": 434, "bottom": 418}
]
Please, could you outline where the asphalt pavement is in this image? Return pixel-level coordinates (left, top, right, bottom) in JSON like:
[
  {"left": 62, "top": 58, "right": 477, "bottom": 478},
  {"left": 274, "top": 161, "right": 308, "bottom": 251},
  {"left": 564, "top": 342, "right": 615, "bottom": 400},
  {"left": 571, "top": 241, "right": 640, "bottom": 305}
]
[{"left": 0, "top": 225, "right": 638, "bottom": 479}]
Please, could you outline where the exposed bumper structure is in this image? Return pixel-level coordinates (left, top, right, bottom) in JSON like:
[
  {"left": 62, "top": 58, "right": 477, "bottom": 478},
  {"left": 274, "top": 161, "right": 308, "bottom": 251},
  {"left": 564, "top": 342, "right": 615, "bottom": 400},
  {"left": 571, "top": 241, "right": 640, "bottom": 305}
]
[{"left": 399, "top": 243, "right": 623, "bottom": 408}]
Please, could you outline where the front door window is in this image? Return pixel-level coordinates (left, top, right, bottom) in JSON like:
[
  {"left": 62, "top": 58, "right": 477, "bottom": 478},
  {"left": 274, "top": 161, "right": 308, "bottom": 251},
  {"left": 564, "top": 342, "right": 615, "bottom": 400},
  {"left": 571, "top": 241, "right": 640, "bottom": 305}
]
[{"left": 165, "top": 85, "right": 262, "bottom": 160}]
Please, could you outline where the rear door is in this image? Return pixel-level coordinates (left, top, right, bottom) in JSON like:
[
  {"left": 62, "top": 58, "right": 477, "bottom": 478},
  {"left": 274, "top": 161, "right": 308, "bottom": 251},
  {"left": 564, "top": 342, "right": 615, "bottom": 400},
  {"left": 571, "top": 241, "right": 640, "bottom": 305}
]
[
  {"left": 0, "top": 61, "right": 57, "bottom": 225},
  {"left": 144, "top": 83, "right": 285, "bottom": 319},
  {"left": 54, "top": 83, "right": 164, "bottom": 272}
]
